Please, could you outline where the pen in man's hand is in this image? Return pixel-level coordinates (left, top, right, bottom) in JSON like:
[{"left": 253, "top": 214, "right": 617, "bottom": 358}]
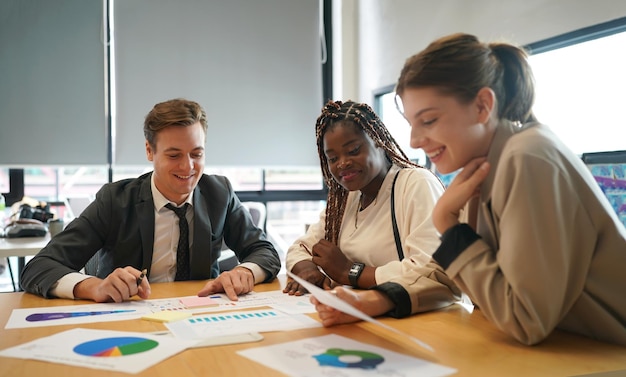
[{"left": 136, "top": 269, "right": 147, "bottom": 286}]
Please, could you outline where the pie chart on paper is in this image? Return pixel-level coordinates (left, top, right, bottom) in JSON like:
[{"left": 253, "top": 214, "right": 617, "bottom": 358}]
[{"left": 73, "top": 337, "right": 158, "bottom": 357}]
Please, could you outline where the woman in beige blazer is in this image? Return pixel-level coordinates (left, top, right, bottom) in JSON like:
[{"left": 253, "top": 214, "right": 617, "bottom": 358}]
[{"left": 312, "top": 33, "right": 626, "bottom": 346}]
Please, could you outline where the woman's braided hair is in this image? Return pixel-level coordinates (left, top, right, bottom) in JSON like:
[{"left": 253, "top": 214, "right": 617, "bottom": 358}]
[{"left": 315, "top": 100, "right": 423, "bottom": 244}]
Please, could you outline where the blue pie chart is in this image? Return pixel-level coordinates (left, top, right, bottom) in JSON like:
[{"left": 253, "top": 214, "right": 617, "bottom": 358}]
[{"left": 73, "top": 337, "right": 158, "bottom": 357}]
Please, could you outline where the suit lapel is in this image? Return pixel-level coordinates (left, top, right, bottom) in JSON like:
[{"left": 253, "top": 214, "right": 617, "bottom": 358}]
[
  {"left": 137, "top": 176, "right": 155, "bottom": 274},
  {"left": 476, "top": 120, "right": 526, "bottom": 250}
]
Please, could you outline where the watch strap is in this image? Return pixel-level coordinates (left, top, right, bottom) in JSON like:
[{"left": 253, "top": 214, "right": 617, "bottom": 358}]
[{"left": 348, "top": 262, "right": 365, "bottom": 288}]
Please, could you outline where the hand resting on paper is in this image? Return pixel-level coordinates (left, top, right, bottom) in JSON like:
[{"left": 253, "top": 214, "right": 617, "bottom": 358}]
[
  {"left": 311, "top": 286, "right": 395, "bottom": 327},
  {"left": 197, "top": 266, "right": 255, "bottom": 301}
]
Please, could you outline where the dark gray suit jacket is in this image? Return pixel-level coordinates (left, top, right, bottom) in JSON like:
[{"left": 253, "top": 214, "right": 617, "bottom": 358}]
[{"left": 20, "top": 172, "right": 281, "bottom": 298}]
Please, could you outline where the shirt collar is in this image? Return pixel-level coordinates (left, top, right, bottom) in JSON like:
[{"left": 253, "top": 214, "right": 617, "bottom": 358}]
[{"left": 150, "top": 173, "right": 194, "bottom": 210}]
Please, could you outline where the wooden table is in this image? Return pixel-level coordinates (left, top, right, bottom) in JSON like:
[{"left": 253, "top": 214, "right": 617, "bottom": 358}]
[
  {"left": 0, "top": 235, "right": 49, "bottom": 291},
  {"left": 1, "top": 276, "right": 625, "bottom": 377}
]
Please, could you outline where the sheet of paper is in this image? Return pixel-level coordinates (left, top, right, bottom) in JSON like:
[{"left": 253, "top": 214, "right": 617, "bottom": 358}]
[
  {"left": 0, "top": 328, "right": 196, "bottom": 374},
  {"left": 287, "top": 271, "right": 433, "bottom": 352},
  {"left": 5, "top": 301, "right": 152, "bottom": 329},
  {"left": 165, "top": 308, "right": 321, "bottom": 340},
  {"left": 151, "top": 330, "right": 264, "bottom": 348},
  {"left": 259, "top": 290, "right": 317, "bottom": 314},
  {"left": 180, "top": 290, "right": 316, "bottom": 314},
  {"left": 237, "top": 334, "right": 456, "bottom": 377}
]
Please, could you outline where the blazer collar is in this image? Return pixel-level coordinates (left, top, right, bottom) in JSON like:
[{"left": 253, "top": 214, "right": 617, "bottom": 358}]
[
  {"left": 137, "top": 173, "right": 156, "bottom": 274},
  {"left": 480, "top": 120, "right": 526, "bottom": 203},
  {"left": 150, "top": 173, "right": 195, "bottom": 209}
]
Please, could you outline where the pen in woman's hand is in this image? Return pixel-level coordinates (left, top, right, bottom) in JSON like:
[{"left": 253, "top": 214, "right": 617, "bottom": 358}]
[
  {"left": 136, "top": 269, "right": 147, "bottom": 286},
  {"left": 299, "top": 243, "right": 313, "bottom": 256}
]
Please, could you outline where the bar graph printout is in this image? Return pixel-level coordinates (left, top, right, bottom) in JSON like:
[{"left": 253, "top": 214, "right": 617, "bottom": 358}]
[{"left": 165, "top": 308, "right": 322, "bottom": 340}]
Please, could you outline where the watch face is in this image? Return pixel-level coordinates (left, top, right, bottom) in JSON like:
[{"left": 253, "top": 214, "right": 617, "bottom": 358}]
[
  {"left": 349, "top": 263, "right": 363, "bottom": 274},
  {"left": 348, "top": 262, "right": 365, "bottom": 288}
]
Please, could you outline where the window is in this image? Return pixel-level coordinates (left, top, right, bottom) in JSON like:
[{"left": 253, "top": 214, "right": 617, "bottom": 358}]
[
  {"left": 377, "top": 91, "right": 427, "bottom": 166},
  {"left": 24, "top": 167, "right": 108, "bottom": 201},
  {"left": 375, "top": 18, "right": 626, "bottom": 185},
  {"left": 0, "top": 168, "right": 9, "bottom": 194},
  {"left": 527, "top": 25, "right": 626, "bottom": 155},
  {"left": 18, "top": 164, "right": 325, "bottom": 257},
  {"left": 266, "top": 200, "right": 326, "bottom": 254},
  {"left": 376, "top": 91, "right": 459, "bottom": 186}
]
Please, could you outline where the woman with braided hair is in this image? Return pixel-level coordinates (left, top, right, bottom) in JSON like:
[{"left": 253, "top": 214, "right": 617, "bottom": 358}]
[{"left": 284, "top": 100, "right": 461, "bottom": 316}]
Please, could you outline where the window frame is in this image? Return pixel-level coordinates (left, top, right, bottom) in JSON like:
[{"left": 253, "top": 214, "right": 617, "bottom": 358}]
[{"left": 374, "top": 16, "right": 626, "bottom": 161}]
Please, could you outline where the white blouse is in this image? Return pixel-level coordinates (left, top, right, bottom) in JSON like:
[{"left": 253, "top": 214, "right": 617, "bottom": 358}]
[{"left": 286, "top": 164, "right": 444, "bottom": 285}]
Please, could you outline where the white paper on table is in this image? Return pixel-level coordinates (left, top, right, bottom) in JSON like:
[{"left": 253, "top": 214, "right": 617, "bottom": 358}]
[
  {"left": 237, "top": 334, "right": 456, "bottom": 377},
  {"left": 151, "top": 290, "right": 316, "bottom": 315},
  {"left": 287, "top": 271, "right": 433, "bottom": 352},
  {"left": 197, "top": 290, "right": 316, "bottom": 314},
  {"left": 165, "top": 308, "right": 321, "bottom": 340},
  {"left": 263, "top": 290, "right": 317, "bottom": 314},
  {"left": 5, "top": 301, "right": 152, "bottom": 329},
  {"left": 0, "top": 328, "right": 197, "bottom": 374}
]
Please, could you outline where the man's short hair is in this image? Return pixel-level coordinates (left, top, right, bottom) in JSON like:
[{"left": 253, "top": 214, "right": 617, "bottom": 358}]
[{"left": 144, "top": 98, "right": 208, "bottom": 148}]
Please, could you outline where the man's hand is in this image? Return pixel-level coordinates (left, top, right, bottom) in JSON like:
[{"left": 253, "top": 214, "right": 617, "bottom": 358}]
[
  {"left": 74, "top": 266, "right": 151, "bottom": 303},
  {"left": 433, "top": 157, "right": 490, "bottom": 234},
  {"left": 197, "top": 266, "right": 255, "bottom": 300}
]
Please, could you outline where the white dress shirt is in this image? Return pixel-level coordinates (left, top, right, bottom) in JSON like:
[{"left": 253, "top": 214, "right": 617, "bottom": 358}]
[{"left": 149, "top": 175, "right": 194, "bottom": 282}]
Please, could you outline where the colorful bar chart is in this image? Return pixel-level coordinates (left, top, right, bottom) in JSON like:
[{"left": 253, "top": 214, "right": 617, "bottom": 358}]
[
  {"left": 165, "top": 308, "right": 321, "bottom": 340},
  {"left": 189, "top": 310, "right": 277, "bottom": 323}
]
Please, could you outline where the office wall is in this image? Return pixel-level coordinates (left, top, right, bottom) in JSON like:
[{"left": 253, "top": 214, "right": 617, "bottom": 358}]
[{"left": 335, "top": 0, "right": 626, "bottom": 103}]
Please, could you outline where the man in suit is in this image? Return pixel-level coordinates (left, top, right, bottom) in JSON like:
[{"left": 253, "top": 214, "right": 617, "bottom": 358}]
[{"left": 20, "top": 98, "right": 281, "bottom": 303}]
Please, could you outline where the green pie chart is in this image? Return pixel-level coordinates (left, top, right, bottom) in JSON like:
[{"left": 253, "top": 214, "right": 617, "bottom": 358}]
[{"left": 73, "top": 337, "right": 158, "bottom": 357}]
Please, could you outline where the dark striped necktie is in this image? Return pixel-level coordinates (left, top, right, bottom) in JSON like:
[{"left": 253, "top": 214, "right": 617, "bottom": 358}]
[{"left": 165, "top": 203, "right": 190, "bottom": 281}]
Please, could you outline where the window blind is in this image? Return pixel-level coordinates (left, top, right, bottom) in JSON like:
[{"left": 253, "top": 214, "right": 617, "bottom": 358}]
[
  {"left": 113, "top": 0, "right": 323, "bottom": 167},
  {"left": 0, "top": 0, "right": 106, "bottom": 165}
]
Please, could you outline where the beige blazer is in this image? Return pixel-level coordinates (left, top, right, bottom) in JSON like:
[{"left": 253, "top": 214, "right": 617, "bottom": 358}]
[{"left": 446, "top": 121, "right": 626, "bottom": 345}]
